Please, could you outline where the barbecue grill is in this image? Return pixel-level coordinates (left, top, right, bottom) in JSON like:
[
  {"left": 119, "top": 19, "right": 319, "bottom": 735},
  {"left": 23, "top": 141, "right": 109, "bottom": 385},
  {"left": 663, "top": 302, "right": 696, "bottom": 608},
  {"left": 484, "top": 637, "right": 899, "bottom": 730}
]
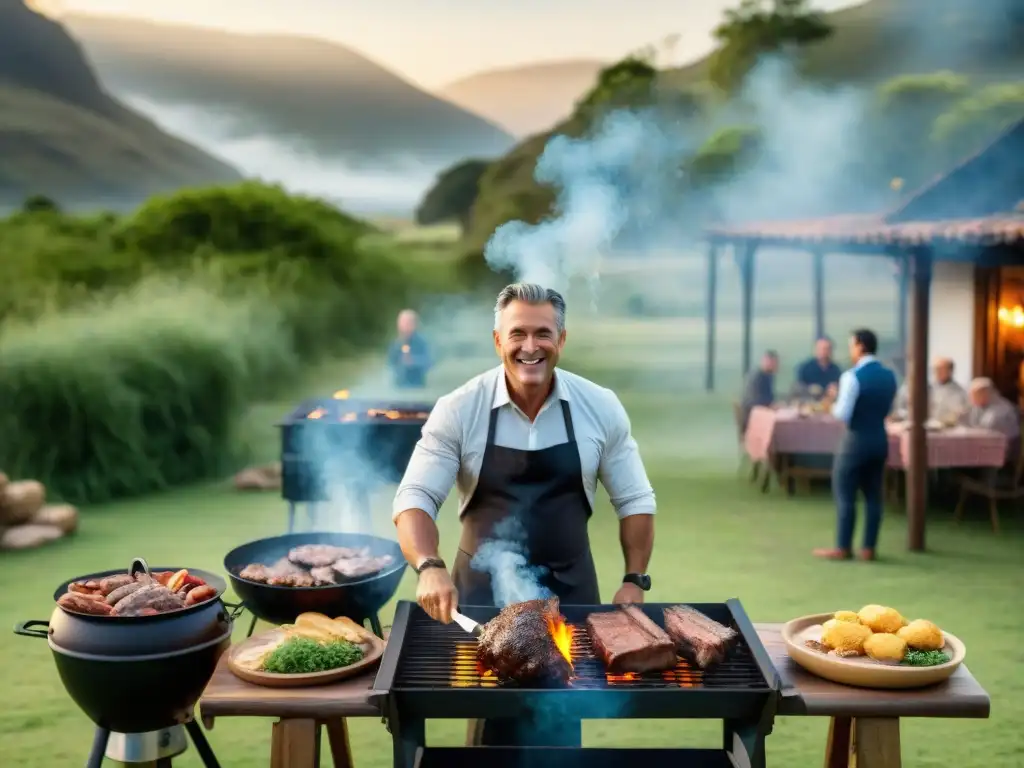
[
  {"left": 373, "top": 600, "right": 781, "bottom": 768},
  {"left": 278, "top": 392, "right": 432, "bottom": 531}
]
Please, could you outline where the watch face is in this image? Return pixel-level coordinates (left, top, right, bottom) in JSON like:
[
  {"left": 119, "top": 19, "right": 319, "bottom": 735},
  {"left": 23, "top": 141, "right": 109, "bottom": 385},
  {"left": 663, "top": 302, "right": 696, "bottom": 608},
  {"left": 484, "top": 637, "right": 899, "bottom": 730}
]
[{"left": 638, "top": 574, "right": 652, "bottom": 590}]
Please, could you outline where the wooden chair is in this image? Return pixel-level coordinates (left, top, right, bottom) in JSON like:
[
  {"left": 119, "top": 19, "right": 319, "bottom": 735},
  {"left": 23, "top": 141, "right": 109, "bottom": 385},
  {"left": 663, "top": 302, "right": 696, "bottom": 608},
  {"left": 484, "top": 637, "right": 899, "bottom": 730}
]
[
  {"left": 732, "top": 402, "right": 761, "bottom": 484},
  {"left": 952, "top": 448, "right": 1024, "bottom": 533}
]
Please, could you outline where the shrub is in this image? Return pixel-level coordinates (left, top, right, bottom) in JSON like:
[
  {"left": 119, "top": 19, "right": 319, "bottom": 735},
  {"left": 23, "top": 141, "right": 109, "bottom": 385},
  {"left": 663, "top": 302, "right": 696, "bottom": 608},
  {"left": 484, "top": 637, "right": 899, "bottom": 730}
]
[{"left": 0, "top": 279, "right": 297, "bottom": 503}]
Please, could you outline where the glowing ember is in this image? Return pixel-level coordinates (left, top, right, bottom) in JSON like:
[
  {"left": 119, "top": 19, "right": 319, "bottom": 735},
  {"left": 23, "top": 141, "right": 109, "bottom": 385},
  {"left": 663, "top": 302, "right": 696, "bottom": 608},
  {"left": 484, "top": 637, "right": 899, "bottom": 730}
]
[
  {"left": 333, "top": 389, "right": 350, "bottom": 400},
  {"left": 401, "top": 344, "right": 411, "bottom": 354},
  {"left": 548, "top": 617, "right": 573, "bottom": 666},
  {"left": 307, "top": 407, "right": 326, "bottom": 419}
]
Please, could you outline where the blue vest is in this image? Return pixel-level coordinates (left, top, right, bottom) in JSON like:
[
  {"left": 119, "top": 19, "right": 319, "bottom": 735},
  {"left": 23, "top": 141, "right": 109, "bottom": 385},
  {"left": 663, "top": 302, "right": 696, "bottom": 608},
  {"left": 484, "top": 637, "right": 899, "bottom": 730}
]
[{"left": 841, "top": 360, "right": 898, "bottom": 459}]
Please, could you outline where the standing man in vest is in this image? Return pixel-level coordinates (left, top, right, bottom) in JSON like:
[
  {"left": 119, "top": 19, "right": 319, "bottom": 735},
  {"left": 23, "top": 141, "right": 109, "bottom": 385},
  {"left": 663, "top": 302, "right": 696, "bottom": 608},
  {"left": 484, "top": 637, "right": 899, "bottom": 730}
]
[
  {"left": 393, "top": 283, "right": 656, "bottom": 747},
  {"left": 814, "top": 328, "right": 897, "bottom": 561}
]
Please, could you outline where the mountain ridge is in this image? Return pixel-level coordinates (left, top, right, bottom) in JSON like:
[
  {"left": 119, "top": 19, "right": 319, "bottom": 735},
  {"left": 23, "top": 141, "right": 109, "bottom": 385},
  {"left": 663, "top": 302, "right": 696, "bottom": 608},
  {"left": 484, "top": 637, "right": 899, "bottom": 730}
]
[{"left": 66, "top": 13, "right": 516, "bottom": 168}]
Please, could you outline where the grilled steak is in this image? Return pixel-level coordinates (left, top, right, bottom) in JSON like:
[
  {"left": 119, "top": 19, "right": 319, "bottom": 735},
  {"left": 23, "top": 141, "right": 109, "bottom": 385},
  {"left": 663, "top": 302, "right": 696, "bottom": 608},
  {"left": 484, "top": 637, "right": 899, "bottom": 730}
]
[
  {"left": 106, "top": 581, "right": 146, "bottom": 605},
  {"left": 111, "top": 584, "right": 186, "bottom": 616},
  {"left": 477, "top": 598, "right": 572, "bottom": 683},
  {"left": 310, "top": 566, "right": 337, "bottom": 585},
  {"left": 663, "top": 605, "right": 738, "bottom": 669},
  {"left": 586, "top": 605, "right": 677, "bottom": 673},
  {"left": 98, "top": 574, "right": 135, "bottom": 596},
  {"left": 333, "top": 554, "right": 394, "bottom": 579},
  {"left": 287, "top": 544, "right": 368, "bottom": 568}
]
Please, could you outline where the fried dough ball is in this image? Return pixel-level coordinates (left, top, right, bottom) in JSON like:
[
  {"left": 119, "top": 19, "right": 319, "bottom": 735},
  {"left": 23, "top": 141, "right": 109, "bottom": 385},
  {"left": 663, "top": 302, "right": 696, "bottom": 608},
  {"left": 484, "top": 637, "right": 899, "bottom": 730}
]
[
  {"left": 897, "top": 619, "right": 944, "bottom": 651},
  {"left": 863, "top": 632, "right": 907, "bottom": 663},
  {"left": 857, "top": 604, "right": 905, "bottom": 634},
  {"left": 833, "top": 610, "right": 860, "bottom": 623},
  {"left": 821, "top": 619, "right": 873, "bottom": 655}
]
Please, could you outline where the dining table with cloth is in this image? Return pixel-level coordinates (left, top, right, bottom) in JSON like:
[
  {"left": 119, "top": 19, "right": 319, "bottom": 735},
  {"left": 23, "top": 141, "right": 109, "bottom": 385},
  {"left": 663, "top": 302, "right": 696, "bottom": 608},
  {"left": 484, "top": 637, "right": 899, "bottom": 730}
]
[{"left": 744, "top": 406, "right": 1008, "bottom": 493}]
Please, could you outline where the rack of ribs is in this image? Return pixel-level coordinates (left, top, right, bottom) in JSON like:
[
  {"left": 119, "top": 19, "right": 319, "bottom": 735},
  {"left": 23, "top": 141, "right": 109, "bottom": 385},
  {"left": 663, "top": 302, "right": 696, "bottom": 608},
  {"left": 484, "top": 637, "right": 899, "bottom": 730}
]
[
  {"left": 586, "top": 605, "right": 677, "bottom": 673},
  {"left": 663, "top": 605, "right": 738, "bottom": 669},
  {"left": 477, "top": 598, "right": 572, "bottom": 684}
]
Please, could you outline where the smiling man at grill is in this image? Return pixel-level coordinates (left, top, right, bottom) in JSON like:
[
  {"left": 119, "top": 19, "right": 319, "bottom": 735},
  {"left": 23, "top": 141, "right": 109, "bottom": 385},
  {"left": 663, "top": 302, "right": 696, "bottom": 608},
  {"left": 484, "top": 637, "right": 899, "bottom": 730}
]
[{"left": 392, "top": 282, "right": 656, "bottom": 748}]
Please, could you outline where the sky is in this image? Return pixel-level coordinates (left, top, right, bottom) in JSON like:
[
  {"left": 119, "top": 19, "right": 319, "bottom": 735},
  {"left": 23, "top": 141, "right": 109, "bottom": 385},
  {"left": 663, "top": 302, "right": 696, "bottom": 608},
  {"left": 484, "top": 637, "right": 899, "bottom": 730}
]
[{"left": 49, "top": 0, "right": 858, "bottom": 89}]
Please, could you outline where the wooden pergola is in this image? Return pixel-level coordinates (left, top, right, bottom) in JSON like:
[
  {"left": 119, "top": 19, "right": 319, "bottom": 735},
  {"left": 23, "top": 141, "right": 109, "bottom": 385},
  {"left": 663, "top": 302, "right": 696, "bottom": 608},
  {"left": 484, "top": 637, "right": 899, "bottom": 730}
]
[{"left": 703, "top": 118, "right": 1024, "bottom": 552}]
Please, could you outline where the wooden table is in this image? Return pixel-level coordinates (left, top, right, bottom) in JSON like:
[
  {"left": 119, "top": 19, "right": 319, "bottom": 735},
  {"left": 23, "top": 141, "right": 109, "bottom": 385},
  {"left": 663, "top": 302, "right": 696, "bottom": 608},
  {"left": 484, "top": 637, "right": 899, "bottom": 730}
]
[
  {"left": 199, "top": 623, "right": 990, "bottom": 768},
  {"left": 758, "top": 623, "right": 990, "bottom": 768},
  {"left": 200, "top": 651, "right": 379, "bottom": 768}
]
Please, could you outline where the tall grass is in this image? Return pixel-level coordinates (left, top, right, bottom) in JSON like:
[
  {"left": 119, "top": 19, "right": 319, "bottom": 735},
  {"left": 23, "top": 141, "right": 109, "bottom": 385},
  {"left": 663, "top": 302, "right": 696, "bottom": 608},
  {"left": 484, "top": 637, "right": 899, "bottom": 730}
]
[{"left": 0, "top": 279, "right": 298, "bottom": 503}]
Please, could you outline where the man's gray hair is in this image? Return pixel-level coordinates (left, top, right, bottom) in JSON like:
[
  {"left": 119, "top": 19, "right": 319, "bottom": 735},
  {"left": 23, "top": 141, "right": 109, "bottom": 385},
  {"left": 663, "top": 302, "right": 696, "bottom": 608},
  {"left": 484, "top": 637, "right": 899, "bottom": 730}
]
[
  {"left": 969, "top": 376, "right": 993, "bottom": 392},
  {"left": 493, "top": 283, "right": 566, "bottom": 332}
]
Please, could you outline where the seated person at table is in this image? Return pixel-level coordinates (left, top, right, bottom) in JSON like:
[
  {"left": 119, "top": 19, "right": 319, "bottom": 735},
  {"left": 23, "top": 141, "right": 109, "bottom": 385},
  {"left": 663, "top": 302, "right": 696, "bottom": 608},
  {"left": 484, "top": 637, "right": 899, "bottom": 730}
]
[
  {"left": 793, "top": 337, "right": 842, "bottom": 400},
  {"left": 893, "top": 357, "right": 967, "bottom": 423},
  {"left": 966, "top": 378, "right": 1020, "bottom": 472},
  {"left": 740, "top": 350, "right": 778, "bottom": 432},
  {"left": 387, "top": 309, "right": 433, "bottom": 388}
]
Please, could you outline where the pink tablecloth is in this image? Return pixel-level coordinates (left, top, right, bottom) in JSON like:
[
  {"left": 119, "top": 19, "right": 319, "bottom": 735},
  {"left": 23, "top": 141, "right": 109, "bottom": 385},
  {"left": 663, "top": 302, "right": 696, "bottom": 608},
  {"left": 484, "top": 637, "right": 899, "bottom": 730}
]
[{"left": 743, "top": 406, "right": 1007, "bottom": 470}]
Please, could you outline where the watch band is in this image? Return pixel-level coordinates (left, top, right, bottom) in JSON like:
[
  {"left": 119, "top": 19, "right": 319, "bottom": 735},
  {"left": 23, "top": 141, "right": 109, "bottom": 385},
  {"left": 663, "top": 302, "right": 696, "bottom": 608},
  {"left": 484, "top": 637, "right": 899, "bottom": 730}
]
[
  {"left": 415, "top": 557, "right": 447, "bottom": 574},
  {"left": 623, "top": 573, "right": 651, "bottom": 591}
]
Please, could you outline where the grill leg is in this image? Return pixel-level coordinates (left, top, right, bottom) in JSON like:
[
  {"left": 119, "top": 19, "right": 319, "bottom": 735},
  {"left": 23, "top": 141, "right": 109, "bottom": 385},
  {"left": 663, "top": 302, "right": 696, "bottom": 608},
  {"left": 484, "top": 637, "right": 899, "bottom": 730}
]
[
  {"left": 247, "top": 612, "right": 259, "bottom": 638},
  {"left": 308, "top": 502, "right": 319, "bottom": 530},
  {"left": 724, "top": 718, "right": 767, "bottom": 768},
  {"left": 86, "top": 727, "right": 110, "bottom": 768},
  {"left": 389, "top": 710, "right": 424, "bottom": 768},
  {"left": 287, "top": 502, "right": 296, "bottom": 533},
  {"left": 186, "top": 718, "right": 222, "bottom": 768},
  {"left": 368, "top": 613, "right": 384, "bottom": 639}
]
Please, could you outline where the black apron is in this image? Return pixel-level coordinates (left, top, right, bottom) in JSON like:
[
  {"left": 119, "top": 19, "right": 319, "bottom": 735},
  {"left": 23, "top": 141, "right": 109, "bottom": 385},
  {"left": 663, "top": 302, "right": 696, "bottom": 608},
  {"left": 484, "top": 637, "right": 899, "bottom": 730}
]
[{"left": 452, "top": 399, "right": 599, "bottom": 748}]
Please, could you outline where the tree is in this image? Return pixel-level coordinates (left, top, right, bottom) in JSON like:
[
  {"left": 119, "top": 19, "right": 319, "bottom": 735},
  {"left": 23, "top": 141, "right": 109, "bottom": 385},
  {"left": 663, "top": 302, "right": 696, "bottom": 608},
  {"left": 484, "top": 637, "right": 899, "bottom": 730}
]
[
  {"left": 576, "top": 56, "right": 659, "bottom": 115},
  {"left": 931, "top": 83, "right": 1024, "bottom": 164},
  {"left": 709, "top": 0, "right": 832, "bottom": 92},
  {"left": 21, "top": 193, "right": 60, "bottom": 213},
  {"left": 414, "top": 159, "right": 491, "bottom": 231}
]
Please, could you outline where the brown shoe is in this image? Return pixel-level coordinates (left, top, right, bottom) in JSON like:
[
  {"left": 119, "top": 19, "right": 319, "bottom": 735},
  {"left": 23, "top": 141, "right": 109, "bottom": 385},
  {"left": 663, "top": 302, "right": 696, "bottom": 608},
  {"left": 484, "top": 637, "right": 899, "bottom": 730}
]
[
  {"left": 812, "top": 547, "right": 852, "bottom": 560},
  {"left": 858, "top": 548, "right": 877, "bottom": 561}
]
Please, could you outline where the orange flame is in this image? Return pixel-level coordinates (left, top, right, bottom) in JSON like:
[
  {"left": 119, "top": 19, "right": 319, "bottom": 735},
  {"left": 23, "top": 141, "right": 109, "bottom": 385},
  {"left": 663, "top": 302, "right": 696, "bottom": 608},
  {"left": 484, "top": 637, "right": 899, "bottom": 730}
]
[
  {"left": 548, "top": 617, "right": 573, "bottom": 666},
  {"left": 307, "top": 407, "right": 326, "bottom": 419},
  {"left": 333, "top": 389, "right": 350, "bottom": 400}
]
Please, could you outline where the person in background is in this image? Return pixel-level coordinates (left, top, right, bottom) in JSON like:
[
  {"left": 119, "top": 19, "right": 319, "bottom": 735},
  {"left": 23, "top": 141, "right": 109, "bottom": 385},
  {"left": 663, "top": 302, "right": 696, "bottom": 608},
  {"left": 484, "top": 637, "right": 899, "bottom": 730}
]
[
  {"left": 741, "top": 350, "right": 779, "bottom": 432},
  {"left": 966, "top": 377, "right": 1021, "bottom": 472},
  {"left": 387, "top": 309, "right": 432, "bottom": 388},
  {"left": 892, "top": 357, "right": 968, "bottom": 423},
  {"left": 891, "top": 362, "right": 931, "bottom": 421},
  {"left": 793, "top": 337, "right": 842, "bottom": 400},
  {"left": 815, "top": 329, "right": 897, "bottom": 562}
]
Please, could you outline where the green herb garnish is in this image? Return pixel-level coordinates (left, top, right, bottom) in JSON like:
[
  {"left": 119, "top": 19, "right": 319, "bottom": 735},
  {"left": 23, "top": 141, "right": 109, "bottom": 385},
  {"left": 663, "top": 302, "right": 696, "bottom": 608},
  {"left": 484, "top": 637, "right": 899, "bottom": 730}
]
[
  {"left": 901, "top": 649, "right": 949, "bottom": 667},
  {"left": 261, "top": 637, "right": 364, "bottom": 674}
]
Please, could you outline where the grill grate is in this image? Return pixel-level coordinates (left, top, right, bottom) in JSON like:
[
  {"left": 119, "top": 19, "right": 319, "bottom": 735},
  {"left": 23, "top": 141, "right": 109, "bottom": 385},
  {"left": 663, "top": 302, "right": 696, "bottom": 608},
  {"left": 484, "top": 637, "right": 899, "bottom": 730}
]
[{"left": 392, "top": 604, "right": 770, "bottom": 692}]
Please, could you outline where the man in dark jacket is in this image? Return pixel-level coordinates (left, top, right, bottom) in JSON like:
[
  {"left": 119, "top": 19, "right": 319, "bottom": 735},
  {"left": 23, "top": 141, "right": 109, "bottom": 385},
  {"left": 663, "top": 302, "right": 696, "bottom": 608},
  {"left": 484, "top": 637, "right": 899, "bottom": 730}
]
[
  {"left": 388, "top": 309, "right": 432, "bottom": 388},
  {"left": 814, "top": 329, "right": 897, "bottom": 561},
  {"left": 793, "top": 337, "right": 842, "bottom": 400},
  {"left": 740, "top": 350, "right": 779, "bottom": 432}
]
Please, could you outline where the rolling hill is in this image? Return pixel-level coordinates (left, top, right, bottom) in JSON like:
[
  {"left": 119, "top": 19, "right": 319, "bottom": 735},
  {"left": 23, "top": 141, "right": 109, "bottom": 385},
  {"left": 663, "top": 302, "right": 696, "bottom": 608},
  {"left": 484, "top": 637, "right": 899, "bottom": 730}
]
[
  {"left": 438, "top": 60, "right": 606, "bottom": 137},
  {"left": 65, "top": 15, "right": 516, "bottom": 169},
  {"left": 0, "top": 0, "right": 240, "bottom": 208},
  {"left": 462, "top": 0, "right": 1024, "bottom": 252}
]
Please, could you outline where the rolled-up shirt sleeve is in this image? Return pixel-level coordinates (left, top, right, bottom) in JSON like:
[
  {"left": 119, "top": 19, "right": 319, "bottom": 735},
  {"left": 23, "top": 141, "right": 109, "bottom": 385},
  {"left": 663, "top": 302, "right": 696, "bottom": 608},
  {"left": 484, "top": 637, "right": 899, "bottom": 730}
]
[
  {"left": 831, "top": 369, "right": 859, "bottom": 423},
  {"left": 599, "top": 394, "right": 656, "bottom": 519},
  {"left": 392, "top": 397, "right": 461, "bottom": 521}
]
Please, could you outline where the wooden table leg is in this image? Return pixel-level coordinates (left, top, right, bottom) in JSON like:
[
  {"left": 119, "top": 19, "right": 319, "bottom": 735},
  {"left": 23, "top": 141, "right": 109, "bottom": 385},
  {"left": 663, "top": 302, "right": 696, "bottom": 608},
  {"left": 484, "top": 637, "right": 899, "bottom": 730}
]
[
  {"left": 271, "top": 718, "right": 320, "bottom": 768},
  {"left": 824, "top": 716, "right": 852, "bottom": 768},
  {"left": 852, "top": 717, "right": 901, "bottom": 768},
  {"left": 322, "top": 718, "right": 353, "bottom": 768}
]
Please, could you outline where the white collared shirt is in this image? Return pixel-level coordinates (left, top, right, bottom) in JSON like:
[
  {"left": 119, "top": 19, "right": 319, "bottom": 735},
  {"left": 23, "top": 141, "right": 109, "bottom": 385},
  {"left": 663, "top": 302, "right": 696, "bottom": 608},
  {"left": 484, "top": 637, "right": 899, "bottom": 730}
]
[
  {"left": 392, "top": 366, "right": 656, "bottom": 522},
  {"left": 831, "top": 355, "right": 878, "bottom": 423}
]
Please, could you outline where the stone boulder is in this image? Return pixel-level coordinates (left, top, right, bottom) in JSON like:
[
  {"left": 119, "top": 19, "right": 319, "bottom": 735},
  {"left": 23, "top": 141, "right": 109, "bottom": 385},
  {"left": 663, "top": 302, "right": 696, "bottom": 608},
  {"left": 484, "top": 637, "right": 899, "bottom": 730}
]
[
  {"left": 234, "top": 462, "right": 282, "bottom": 492},
  {"left": 1, "top": 523, "right": 64, "bottom": 550},
  {"left": 0, "top": 480, "right": 46, "bottom": 526}
]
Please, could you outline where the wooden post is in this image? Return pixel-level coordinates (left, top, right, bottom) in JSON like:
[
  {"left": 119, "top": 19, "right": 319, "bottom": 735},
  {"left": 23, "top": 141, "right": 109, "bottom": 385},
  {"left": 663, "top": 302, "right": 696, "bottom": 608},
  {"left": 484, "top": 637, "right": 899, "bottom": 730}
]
[
  {"left": 705, "top": 242, "right": 719, "bottom": 392},
  {"left": 897, "top": 254, "right": 910, "bottom": 357},
  {"left": 907, "top": 248, "right": 931, "bottom": 552},
  {"left": 740, "top": 243, "right": 758, "bottom": 377},
  {"left": 812, "top": 250, "right": 825, "bottom": 340}
]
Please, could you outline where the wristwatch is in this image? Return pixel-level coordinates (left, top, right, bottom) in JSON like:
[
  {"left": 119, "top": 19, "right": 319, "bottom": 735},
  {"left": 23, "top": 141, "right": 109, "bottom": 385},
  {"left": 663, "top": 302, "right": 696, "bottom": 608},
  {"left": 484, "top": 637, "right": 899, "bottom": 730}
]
[
  {"left": 415, "top": 557, "right": 447, "bottom": 575},
  {"left": 623, "top": 573, "right": 652, "bottom": 591}
]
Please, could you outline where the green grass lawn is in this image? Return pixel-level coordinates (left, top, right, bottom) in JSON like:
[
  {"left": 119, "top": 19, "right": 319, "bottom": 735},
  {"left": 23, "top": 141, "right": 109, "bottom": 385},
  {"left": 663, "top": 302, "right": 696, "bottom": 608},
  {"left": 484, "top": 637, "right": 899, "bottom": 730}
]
[{"left": 2, "top": 270, "right": 1019, "bottom": 767}]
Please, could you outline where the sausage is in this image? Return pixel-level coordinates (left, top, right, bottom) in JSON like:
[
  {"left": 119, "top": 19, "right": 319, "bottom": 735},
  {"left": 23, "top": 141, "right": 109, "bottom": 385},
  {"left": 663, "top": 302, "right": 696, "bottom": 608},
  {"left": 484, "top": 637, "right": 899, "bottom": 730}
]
[
  {"left": 184, "top": 585, "right": 217, "bottom": 606},
  {"left": 58, "top": 593, "right": 113, "bottom": 615},
  {"left": 69, "top": 581, "right": 102, "bottom": 595},
  {"left": 106, "top": 581, "right": 146, "bottom": 606},
  {"left": 99, "top": 574, "right": 135, "bottom": 596}
]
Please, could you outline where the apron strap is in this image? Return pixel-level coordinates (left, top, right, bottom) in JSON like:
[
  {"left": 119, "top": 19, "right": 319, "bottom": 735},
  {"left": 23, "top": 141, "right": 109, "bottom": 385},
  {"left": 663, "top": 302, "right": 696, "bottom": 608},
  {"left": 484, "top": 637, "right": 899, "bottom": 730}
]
[
  {"left": 486, "top": 406, "right": 501, "bottom": 447},
  {"left": 559, "top": 400, "right": 575, "bottom": 443}
]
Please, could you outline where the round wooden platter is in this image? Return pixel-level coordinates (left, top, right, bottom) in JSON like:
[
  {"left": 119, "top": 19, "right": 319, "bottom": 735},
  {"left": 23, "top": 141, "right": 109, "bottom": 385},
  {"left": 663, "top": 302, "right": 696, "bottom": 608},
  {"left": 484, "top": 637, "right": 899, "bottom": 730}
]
[
  {"left": 782, "top": 613, "right": 966, "bottom": 690},
  {"left": 227, "top": 627, "right": 386, "bottom": 688}
]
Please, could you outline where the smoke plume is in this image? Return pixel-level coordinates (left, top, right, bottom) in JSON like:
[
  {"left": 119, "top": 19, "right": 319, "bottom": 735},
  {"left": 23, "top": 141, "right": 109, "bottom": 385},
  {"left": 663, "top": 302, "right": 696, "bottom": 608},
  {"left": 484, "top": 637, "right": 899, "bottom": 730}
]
[{"left": 470, "top": 518, "right": 553, "bottom": 607}]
